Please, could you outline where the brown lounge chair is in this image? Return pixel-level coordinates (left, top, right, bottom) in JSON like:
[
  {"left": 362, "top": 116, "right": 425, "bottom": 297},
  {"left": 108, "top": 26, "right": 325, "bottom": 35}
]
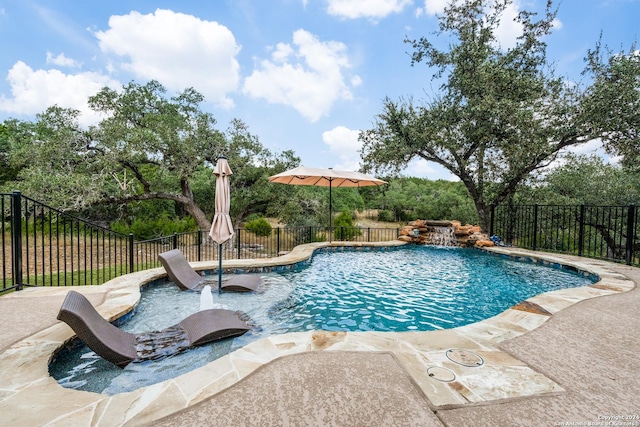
[
  {"left": 57, "top": 290, "right": 250, "bottom": 368},
  {"left": 158, "top": 249, "right": 261, "bottom": 292}
]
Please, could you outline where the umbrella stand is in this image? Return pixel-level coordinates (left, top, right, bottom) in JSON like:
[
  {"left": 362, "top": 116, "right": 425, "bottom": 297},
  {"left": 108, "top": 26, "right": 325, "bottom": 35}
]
[{"left": 218, "top": 243, "right": 223, "bottom": 293}]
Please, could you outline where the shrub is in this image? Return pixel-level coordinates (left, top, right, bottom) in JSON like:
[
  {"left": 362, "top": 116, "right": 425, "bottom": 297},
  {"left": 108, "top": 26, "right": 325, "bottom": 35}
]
[
  {"left": 333, "top": 210, "right": 362, "bottom": 241},
  {"left": 245, "top": 217, "right": 272, "bottom": 237},
  {"left": 244, "top": 213, "right": 263, "bottom": 223},
  {"left": 110, "top": 215, "right": 197, "bottom": 240},
  {"left": 377, "top": 209, "right": 395, "bottom": 222}
]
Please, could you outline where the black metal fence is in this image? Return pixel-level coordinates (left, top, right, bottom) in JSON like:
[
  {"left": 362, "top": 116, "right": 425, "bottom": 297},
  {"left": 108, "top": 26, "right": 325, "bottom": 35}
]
[
  {"left": 491, "top": 204, "right": 639, "bottom": 265},
  {"left": 1, "top": 191, "right": 400, "bottom": 293}
]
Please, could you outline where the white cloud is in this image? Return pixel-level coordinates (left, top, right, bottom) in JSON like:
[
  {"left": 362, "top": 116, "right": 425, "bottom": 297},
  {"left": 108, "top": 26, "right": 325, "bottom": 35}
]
[
  {"left": 322, "top": 126, "right": 362, "bottom": 170},
  {"left": 94, "top": 9, "right": 240, "bottom": 108},
  {"left": 405, "top": 158, "right": 458, "bottom": 180},
  {"left": 243, "top": 29, "right": 360, "bottom": 122},
  {"left": 418, "top": 0, "right": 448, "bottom": 16},
  {"left": 492, "top": 1, "right": 523, "bottom": 50},
  {"left": 46, "top": 52, "right": 81, "bottom": 68},
  {"left": 0, "top": 61, "right": 119, "bottom": 125},
  {"left": 551, "top": 18, "right": 562, "bottom": 30},
  {"left": 326, "top": 0, "right": 413, "bottom": 20},
  {"left": 417, "top": 1, "right": 562, "bottom": 50}
]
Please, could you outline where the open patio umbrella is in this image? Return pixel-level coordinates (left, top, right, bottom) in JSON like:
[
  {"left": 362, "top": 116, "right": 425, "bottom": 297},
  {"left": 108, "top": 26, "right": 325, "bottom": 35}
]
[
  {"left": 268, "top": 166, "right": 386, "bottom": 240},
  {"left": 209, "top": 156, "right": 234, "bottom": 292}
]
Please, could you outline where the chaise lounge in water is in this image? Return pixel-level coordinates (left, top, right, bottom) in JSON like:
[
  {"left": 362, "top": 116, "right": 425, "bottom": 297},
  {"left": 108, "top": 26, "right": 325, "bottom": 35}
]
[
  {"left": 158, "top": 249, "right": 261, "bottom": 292},
  {"left": 56, "top": 290, "right": 250, "bottom": 368}
]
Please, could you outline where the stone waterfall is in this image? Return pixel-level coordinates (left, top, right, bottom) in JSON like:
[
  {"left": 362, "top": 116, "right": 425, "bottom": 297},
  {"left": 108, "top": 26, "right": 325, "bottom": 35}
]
[
  {"left": 398, "top": 219, "right": 495, "bottom": 248},
  {"left": 422, "top": 226, "right": 458, "bottom": 246}
]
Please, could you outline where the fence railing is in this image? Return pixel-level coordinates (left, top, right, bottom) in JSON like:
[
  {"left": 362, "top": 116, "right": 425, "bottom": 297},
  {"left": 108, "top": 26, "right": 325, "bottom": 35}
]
[
  {"left": 491, "top": 204, "right": 639, "bottom": 265},
  {"left": 1, "top": 191, "right": 400, "bottom": 293},
  {"left": 7, "top": 192, "right": 636, "bottom": 292}
]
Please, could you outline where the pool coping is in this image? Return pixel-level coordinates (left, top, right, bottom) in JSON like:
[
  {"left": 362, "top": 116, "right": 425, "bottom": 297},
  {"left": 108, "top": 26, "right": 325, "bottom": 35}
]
[{"left": 0, "top": 242, "right": 635, "bottom": 426}]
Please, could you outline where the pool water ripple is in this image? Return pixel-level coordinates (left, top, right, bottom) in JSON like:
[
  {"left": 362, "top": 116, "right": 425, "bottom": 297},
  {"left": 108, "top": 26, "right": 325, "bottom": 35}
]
[{"left": 50, "top": 246, "right": 595, "bottom": 394}]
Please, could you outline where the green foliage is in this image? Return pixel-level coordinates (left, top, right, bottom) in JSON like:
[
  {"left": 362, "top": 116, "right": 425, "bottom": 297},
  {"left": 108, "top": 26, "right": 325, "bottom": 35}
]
[
  {"left": 516, "top": 154, "right": 640, "bottom": 205},
  {"left": 376, "top": 209, "right": 395, "bottom": 222},
  {"left": 244, "top": 213, "right": 264, "bottom": 223},
  {"left": 359, "top": 0, "right": 640, "bottom": 229},
  {"left": 331, "top": 188, "right": 365, "bottom": 213},
  {"left": 4, "top": 81, "right": 301, "bottom": 231},
  {"left": 361, "top": 177, "right": 477, "bottom": 224},
  {"left": 581, "top": 41, "right": 640, "bottom": 170},
  {"left": 110, "top": 214, "right": 197, "bottom": 240},
  {"left": 270, "top": 186, "right": 326, "bottom": 227},
  {"left": 245, "top": 216, "right": 272, "bottom": 237},
  {"left": 0, "top": 122, "right": 14, "bottom": 186},
  {"left": 333, "top": 210, "right": 362, "bottom": 240}
]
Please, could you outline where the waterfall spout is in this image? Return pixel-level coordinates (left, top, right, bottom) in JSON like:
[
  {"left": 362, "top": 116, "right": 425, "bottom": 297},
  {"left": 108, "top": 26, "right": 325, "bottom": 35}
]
[
  {"left": 199, "top": 285, "right": 214, "bottom": 311},
  {"left": 424, "top": 226, "right": 457, "bottom": 246}
]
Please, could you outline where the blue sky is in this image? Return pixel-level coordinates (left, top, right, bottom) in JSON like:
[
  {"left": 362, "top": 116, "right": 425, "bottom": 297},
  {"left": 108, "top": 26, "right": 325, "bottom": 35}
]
[{"left": 0, "top": 0, "right": 638, "bottom": 180}]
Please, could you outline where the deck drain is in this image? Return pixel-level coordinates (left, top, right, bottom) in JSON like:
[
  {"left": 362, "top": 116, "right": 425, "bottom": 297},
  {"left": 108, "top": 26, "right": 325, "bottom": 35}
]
[
  {"left": 427, "top": 366, "right": 456, "bottom": 382},
  {"left": 445, "top": 349, "right": 484, "bottom": 367}
]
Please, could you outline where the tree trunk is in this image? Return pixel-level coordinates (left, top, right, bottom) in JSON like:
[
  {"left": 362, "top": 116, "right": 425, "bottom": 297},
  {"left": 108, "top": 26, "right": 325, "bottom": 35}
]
[
  {"left": 475, "top": 201, "right": 490, "bottom": 233},
  {"left": 180, "top": 178, "right": 211, "bottom": 231},
  {"left": 182, "top": 199, "right": 211, "bottom": 231}
]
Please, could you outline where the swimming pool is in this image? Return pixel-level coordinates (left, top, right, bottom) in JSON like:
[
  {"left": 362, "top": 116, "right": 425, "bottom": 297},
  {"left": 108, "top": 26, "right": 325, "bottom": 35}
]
[{"left": 50, "top": 246, "right": 597, "bottom": 394}]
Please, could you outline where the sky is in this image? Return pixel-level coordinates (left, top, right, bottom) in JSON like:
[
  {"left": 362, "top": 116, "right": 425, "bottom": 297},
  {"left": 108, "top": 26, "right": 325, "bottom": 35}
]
[{"left": 0, "top": 0, "right": 638, "bottom": 180}]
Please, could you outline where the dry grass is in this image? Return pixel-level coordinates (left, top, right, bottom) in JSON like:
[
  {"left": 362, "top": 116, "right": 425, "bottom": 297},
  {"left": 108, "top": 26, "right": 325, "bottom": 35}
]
[{"left": 258, "top": 210, "right": 404, "bottom": 230}]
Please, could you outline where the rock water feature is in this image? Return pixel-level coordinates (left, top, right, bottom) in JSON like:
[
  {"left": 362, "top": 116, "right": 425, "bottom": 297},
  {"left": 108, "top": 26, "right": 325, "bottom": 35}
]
[{"left": 398, "top": 219, "right": 495, "bottom": 247}]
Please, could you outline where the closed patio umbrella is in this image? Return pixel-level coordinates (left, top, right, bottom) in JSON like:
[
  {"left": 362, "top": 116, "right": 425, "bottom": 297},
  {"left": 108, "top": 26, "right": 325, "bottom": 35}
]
[
  {"left": 268, "top": 166, "right": 386, "bottom": 240},
  {"left": 209, "top": 156, "right": 234, "bottom": 292}
]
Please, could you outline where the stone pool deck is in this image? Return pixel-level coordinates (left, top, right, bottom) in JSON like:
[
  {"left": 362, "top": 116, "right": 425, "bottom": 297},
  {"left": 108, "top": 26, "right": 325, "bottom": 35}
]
[{"left": 0, "top": 242, "right": 638, "bottom": 426}]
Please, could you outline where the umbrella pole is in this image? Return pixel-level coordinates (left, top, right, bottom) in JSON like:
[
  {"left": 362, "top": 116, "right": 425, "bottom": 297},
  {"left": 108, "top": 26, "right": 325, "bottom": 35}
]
[
  {"left": 329, "top": 179, "right": 332, "bottom": 242},
  {"left": 218, "top": 243, "right": 223, "bottom": 293}
]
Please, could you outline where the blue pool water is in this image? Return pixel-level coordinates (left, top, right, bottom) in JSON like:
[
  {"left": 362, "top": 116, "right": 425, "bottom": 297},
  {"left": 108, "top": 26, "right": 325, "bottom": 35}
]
[{"left": 50, "top": 246, "right": 596, "bottom": 394}]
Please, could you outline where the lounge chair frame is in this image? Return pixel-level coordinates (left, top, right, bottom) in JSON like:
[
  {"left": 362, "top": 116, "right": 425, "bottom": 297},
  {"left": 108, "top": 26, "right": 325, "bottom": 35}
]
[
  {"left": 158, "top": 249, "right": 262, "bottom": 292},
  {"left": 57, "top": 290, "right": 250, "bottom": 368}
]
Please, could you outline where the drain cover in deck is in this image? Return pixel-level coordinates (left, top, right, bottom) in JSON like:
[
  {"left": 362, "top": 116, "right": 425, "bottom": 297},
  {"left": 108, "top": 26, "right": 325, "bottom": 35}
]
[
  {"left": 427, "top": 366, "right": 456, "bottom": 382},
  {"left": 445, "top": 349, "right": 484, "bottom": 367}
]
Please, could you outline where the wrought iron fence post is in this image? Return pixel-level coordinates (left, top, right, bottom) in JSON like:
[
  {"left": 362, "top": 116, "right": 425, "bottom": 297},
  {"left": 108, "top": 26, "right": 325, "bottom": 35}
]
[
  {"left": 172, "top": 232, "right": 178, "bottom": 249},
  {"left": 532, "top": 204, "right": 538, "bottom": 251},
  {"left": 128, "top": 233, "right": 134, "bottom": 273},
  {"left": 367, "top": 227, "right": 371, "bottom": 242},
  {"left": 277, "top": 227, "right": 281, "bottom": 254},
  {"left": 489, "top": 204, "right": 495, "bottom": 237},
  {"left": 197, "top": 230, "right": 202, "bottom": 261},
  {"left": 236, "top": 229, "right": 241, "bottom": 259},
  {"left": 625, "top": 204, "right": 636, "bottom": 265},
  {"left": 578, "top": 204, "right": 585, "bottom": 257},
  {"left": 11, "top": 191, "right": 23, "bottom": 291}
]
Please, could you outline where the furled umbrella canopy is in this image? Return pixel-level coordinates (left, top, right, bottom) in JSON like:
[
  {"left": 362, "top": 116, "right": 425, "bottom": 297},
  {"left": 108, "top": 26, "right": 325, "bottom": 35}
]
[
  {"left": 209, "top": 156, "right": 234, "bottom": 291},
  {"left": 209, "top": 157, "right": 234, "bottom": 244}
]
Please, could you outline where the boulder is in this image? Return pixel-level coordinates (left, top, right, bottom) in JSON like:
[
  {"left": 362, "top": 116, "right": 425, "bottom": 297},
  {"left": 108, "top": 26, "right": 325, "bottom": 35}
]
[
  {"left": 454, "top": 225, "right": 473, "bottom": 236},
  {"left": 425, "top": 219, "right": 452, "bottom": 227},
  {"left": 408, "top": 219, "right": 427, "bottom": 227},
  {"left": 400, "top": 226, "right": 414, "bottom": 236}
]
